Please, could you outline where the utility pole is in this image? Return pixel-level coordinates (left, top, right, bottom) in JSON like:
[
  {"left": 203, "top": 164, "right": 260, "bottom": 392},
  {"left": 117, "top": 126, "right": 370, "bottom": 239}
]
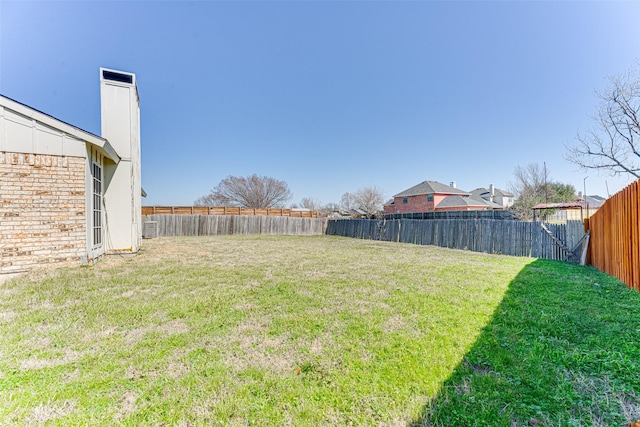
[
  {"left": 583, "top": 176, "right": 589, "bottom": 218},
  {"left": 544, "top": 162, "right": 548, "bottom": 203}
]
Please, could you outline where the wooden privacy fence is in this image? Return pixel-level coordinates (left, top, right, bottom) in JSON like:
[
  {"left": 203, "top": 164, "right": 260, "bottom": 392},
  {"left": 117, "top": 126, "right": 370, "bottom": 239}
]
[
  {"left": 586, "top": 179, "right": 639, "bottom": 291},
  {"left": 326, "top": 219, "right": 586, "bottom": 261},
  {"left": 142, "top": 206, "right": 317, "bottom": 218},
  {"left": 384, "top": 210, "right": 517, "bottom": 220},
  {"left": 143, "top": 214, "right": 327, "bottom": 237}
]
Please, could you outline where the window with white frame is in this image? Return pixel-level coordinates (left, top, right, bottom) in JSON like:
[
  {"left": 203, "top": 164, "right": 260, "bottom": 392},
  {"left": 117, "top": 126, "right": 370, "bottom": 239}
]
[{"left": 92, "top": 162, "right": 103, "bottom": 247}]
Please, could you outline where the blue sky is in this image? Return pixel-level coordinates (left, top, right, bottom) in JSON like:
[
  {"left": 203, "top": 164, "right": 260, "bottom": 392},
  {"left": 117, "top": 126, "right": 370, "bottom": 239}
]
[{"left": 2, "top": 1, "right": 639, "bottom": 206}]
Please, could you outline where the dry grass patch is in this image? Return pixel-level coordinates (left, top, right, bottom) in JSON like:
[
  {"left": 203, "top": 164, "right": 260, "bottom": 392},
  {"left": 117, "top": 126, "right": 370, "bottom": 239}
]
[
  {"left": 25, "top": 400, "right": 77, "bottom": 426},
  {"left": 20, "top": 350, "right": 82, "bottom": 370}
]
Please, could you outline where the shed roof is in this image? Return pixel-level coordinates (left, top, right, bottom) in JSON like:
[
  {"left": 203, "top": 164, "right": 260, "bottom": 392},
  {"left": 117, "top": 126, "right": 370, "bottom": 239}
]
[
  {"left": 532, "top": 202, "right": 586, "bottom": 210},
  {"left": 394, "top": 180, "right": 469, "bottom": 197}
]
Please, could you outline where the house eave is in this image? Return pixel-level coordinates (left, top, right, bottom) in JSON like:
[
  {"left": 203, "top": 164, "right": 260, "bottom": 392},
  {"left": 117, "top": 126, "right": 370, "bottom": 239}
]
[{"left": 0, "top": 95, "right": 120, "bottom": 163}]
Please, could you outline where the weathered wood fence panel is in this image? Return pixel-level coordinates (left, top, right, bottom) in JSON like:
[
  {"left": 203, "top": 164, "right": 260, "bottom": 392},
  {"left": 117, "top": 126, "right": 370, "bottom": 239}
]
[
  {"left": 142, "top": 206, "right": 317, "bottom": 218},
  {"left": 587, "top": 179, "right": 640, "bottom": 291},
  {"left": 143, "top": 215, "right": 327, "bottom": 237},
  {"left": 325, "top": 219, "right": 585, "bottom": 261}
]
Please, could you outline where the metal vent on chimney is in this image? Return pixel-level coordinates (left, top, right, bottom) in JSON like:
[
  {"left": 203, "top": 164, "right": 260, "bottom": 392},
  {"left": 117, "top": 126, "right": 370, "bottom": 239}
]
[{"left": 102, "top": 70, "right": 133, "bottom": 84}]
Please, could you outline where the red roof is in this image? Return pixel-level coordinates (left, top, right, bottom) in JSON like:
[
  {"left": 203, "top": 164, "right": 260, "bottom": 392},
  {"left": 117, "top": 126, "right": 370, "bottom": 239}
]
[{"left": 532, "top": 202, "right": 586, "bottom": 210}]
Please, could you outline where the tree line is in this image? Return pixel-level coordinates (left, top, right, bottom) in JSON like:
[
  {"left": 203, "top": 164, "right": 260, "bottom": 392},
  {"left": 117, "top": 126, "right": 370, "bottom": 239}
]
[
  {"left": 194, "top": 173, "right": 384, "bottom": 218},
  {"left": 194, "top": 64, "right": 640, "bottom": 221},
  {"left": 192, "top": 167, "right": 573, "bottom": 222}
]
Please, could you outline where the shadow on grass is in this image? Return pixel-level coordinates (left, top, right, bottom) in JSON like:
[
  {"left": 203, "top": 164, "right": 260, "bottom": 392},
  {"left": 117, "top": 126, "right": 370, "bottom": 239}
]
[{"left": 413, "top": 259, "right": 640, "bottom": 427}]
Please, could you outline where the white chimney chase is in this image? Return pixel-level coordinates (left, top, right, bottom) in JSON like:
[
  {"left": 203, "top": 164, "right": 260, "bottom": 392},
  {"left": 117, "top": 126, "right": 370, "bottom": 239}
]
[{"left": 100, "top": 68, "right": 142, "bottom": 253}]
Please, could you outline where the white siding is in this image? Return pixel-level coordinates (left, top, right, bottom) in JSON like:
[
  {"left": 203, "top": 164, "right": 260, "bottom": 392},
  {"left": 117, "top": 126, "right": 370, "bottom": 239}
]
[{"left": 1, "top": 108, "right": 87, "bottom": 157}]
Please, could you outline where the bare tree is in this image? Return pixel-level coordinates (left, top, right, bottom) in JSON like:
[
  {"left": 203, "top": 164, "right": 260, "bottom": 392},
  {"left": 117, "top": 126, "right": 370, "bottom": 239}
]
[
  {"left": 195, "top": 174, "right": 292, "bottom": 208},
  {"left": 194, "top": 193, "right": 224, "bottom": 206},
  {"left": 299, "top": 197, "right": 321, "bottom": 211},
  {"left": 566, "top": 65, "right": 640, "bottom": 179},
  {"left": 321, "top": 202, "right": 341, "bottom": 217},
  {"left": 353, "top": 186, "right": 385, "bottom": 218},
  {"left": 340, "top": 192, "right": 356, "bottom": 211},
  {"left": 510, "top": 163, "right": 548, "bottom": 198},
  {"left": 509, "top": 163, "right": 576, "bottom": 220}
]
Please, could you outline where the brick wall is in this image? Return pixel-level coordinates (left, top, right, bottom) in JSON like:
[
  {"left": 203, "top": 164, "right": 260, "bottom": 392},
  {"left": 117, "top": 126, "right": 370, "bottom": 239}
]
[
  {"left": 384, "top": 195, "right": 435, "bottom": 214},
  {"left": 0, "top": 152, "right": 86, "bottom": 273},
  {"left": 384, "top": 193, "right": 488, "bottom": 214}
]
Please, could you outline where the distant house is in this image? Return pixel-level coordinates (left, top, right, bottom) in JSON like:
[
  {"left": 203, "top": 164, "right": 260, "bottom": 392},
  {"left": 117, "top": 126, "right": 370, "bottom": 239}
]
[
  {"left": 348, "top": 208, "right": 369, "bottom": 218},
  {"left": 470, "top": 185, "right": 515, "bottom": 209},
  {"left": 436, "top": 194, "right": 498, "bottom": 211},
  {"left": 580, "top": 194, "right": 606, "bottom": 210},
  {"left": 532, "top": 193, "right": 606, "bottom": 221},
  {"left": 383, "top": 180, "right": 498, "bottom": 214},
  {"left": 0, "top": 68, "right": 143, "bottom": 273}
]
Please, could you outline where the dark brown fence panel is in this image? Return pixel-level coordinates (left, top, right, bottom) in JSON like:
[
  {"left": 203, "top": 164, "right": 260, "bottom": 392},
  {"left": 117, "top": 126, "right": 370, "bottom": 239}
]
[{"left": 587, "top": 179, "right": 640, "bottom": 291}]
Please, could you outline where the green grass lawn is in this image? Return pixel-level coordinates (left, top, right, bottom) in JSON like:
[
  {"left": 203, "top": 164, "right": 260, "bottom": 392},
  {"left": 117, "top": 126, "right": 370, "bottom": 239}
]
[{"left": 0, "top": 235, "right": 639, "bottom": 426}]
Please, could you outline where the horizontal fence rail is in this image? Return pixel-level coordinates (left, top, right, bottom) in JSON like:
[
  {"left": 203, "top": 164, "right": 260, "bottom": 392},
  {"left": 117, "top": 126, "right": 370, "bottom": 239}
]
[
  {"left": 143, "top": 214, "right": 327, "bottom": 237},
  {"left": 326, "top": 219, "right": 585, "bottom": 261},
  {"left": 587, "top": 179, "right": 639, "bottom": 291},
  {"left": 383, "top": 210, "right": 517, "bottom": 220},
  {"left": 142, "top": 206, "right": 318, "bottom": 218}
]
